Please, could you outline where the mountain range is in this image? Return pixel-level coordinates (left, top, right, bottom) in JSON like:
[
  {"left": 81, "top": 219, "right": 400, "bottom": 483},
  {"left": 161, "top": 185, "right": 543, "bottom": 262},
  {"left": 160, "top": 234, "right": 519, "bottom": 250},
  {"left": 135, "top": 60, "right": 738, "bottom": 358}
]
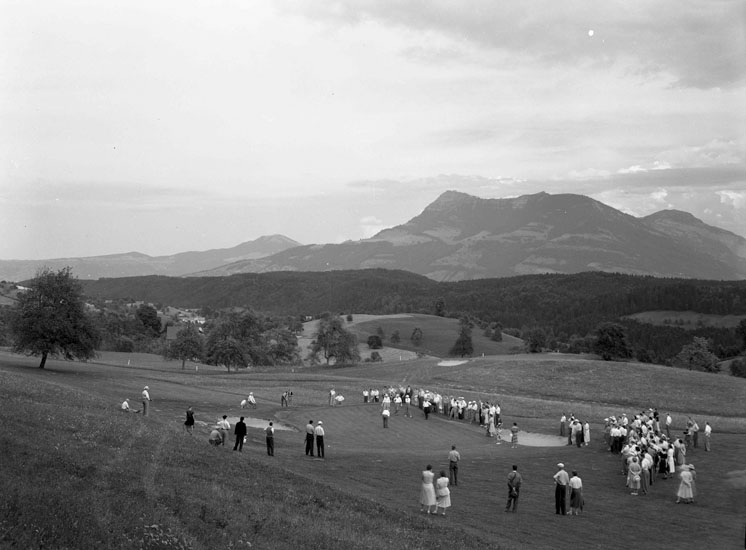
[
  {"left": 0, "top": 235, "right": 300, "bottom": 282},
  {"left": 4, "top": 191, "right": 746, "bottom": 282}
]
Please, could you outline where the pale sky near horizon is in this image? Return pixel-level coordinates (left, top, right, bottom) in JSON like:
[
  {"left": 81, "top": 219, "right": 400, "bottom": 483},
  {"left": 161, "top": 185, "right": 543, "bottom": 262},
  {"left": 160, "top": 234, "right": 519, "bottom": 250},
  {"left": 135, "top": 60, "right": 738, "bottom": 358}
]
[{"left": 1, "top": 1, "right": 744, "bottom": 260}]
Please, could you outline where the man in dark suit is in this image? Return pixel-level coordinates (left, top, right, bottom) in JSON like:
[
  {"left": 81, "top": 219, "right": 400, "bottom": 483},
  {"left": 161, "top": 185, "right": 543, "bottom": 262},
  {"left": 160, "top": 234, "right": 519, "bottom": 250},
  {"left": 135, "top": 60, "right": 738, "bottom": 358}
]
[
  {"left": 305, "top": 420, "right": 315, "bottom": 456},
  {"left": 233, "top": 417, "right": 247, "bottom": 452}
]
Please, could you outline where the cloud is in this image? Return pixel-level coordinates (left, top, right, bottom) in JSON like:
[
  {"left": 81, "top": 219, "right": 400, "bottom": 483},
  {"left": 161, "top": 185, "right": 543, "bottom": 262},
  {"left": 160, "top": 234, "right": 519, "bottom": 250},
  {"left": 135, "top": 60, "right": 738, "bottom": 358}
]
[{"left": 291, "top": 0, "right": 746, "bottom": 89}]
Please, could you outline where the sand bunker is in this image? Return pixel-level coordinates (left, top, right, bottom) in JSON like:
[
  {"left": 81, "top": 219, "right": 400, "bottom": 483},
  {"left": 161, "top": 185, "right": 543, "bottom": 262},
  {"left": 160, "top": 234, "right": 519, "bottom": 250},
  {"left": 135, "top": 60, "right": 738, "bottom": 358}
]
[
  {"left": 498, "top": 431, "right": 567, "bottom": 447},
  {"left": 438, "top": 360, "right": 468, "bottom": 366}
]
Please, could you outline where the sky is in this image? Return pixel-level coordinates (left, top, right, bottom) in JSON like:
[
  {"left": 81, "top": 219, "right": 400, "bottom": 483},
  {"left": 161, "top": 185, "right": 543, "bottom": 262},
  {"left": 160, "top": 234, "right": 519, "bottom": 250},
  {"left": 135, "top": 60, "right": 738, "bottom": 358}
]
[{"left": 1, "top": 0, "right": 744, "bottom": 260}]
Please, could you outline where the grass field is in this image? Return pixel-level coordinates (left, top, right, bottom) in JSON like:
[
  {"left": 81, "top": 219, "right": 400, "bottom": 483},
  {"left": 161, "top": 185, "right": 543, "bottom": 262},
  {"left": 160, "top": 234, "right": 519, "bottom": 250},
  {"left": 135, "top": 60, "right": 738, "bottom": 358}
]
[
  {"left": 1, "top": 347, "right": 745, "bottom": 550},
  {"left": 302, "top": 313, "right": 524, "bottom": 360},
  {"left": 625, "top": 310, "right": 746, "bottom": 329}
]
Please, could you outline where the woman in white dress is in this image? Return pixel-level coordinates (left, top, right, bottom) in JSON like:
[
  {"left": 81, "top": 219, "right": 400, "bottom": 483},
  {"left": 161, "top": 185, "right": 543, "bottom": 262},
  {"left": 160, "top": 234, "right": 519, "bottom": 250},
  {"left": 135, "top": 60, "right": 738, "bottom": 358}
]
[
  {"left": 676, "top": 465, "right": 695, "bottom": 503},
  {"left": 420, "top": 465, "right": 437, "bottom": 514},
  {"left": 435, "top": 471, "right": 451, "bottom": 516}
]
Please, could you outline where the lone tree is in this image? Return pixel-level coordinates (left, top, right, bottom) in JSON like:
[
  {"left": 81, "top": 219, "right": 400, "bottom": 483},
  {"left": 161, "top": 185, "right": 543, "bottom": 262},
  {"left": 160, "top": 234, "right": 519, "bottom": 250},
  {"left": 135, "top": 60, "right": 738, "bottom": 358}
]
[
  {"left": 310, "top": 314, "right": 360, "bottom": 365},
  {"left": 410, "top": 327, "right": 423, "bottom": 346},
  {"left": 165, "top": 324, "right": 204, "bottom": 369},
  {"left": 10, "top": 267, "right": 99, "bottom": 368},
  {"left": 449, "top": 316, "right": 474, "bottom": 357},
  {"left": 592, "top": 322, "right": 632, "bottom": 361},
  {"left": 523, "top": 327, "right": 547, "bottom": 353},
  {"left": 674, "top": 337, "right": 719, "bottom": 373},
  {"left": 367, "top": 334, "right": 383, "bottom": 349}
]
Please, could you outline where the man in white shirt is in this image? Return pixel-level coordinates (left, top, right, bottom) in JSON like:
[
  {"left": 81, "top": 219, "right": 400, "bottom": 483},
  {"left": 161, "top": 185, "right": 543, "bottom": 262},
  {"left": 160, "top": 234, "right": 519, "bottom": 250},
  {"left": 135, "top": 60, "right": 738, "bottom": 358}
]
[
  {"left": 121, "top": 399, "right": 131, "bottom": 412},
  {"left": 314, "top": 421, "right": 325, "bottom": 458},
  {"left": 141, "top": 386, "right": 151, "bottom": 416},
  {"left": 704, "top": 421, "right": 712, "bottom": 451},
  {"left": 448, "top": 445, "right": 461, "bottom": 486},
  {"left": 553, "top": 463, "right": 570, "bottom": 515},
  {"left": 382, "top": 408, "right": 390, "bottom": 428},
  {"left": 217, "top": 415, "right": 230, "bottom": 446}
]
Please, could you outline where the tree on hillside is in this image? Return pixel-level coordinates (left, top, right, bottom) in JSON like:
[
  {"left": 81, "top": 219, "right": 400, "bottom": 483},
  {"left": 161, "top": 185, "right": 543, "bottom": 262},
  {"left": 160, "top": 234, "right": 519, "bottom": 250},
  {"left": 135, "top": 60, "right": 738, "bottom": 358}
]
[
  {"left": 410, "top": 327, "right": 423, "bottom": 346},
  {"left": 674, "top": 337, "right": 719, "bottom": 373},
  {"left": 10, "top": 267, "right": 99, "bottom": 368},
  {"left": 376, "top": 325, "right": 385, "bottom": 340},
  {"left": 737, "top": 319, "right": 746, "bottom": 350},
  {"left": 730, "top": 357, "right": 746, "bottom": 378},
  {"left": 390, "top": 330, "right": 400, "bottom": 344},
  {"left": 449, "top": 316, "right": 474, "bottom": 357},
  {"left": 593, "top": 322, "right": 632, "bottom": 361},
  {"left": 209, "top": 337, "right": 247, "bottom": 372},
  {"left": 523, "top": 327, "right": 547, "bottom": 353},
  {"left": 309, "top": 314, "right": 360, "bottom": 365},
  {"left": 165, "top": 324, "right": 204, "bottom": 369},
  {"left": 136, "top": 304, "right": 161, "bottom": 337},
  {"left": 202, "top": 311, "right": 300, "bottom": 367},
  {"left": 434, "top": 297, "right": 446, "bottom": 317},
  {"left": 367, "top": 335, "right": 383, "bottom": 349}
]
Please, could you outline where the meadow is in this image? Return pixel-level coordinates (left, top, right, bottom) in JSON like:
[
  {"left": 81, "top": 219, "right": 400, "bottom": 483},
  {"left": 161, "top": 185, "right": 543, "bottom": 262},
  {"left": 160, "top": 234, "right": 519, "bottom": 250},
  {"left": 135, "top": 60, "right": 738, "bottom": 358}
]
[{"left": 1, "top": 346, "right": 745, "bottom": 550}]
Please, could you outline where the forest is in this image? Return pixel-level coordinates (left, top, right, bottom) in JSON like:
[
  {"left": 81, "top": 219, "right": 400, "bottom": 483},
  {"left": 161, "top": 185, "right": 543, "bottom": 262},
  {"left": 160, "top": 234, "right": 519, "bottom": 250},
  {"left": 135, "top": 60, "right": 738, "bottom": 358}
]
[{"left": 69, "top": 269, "right": 746, "bottom": 365}]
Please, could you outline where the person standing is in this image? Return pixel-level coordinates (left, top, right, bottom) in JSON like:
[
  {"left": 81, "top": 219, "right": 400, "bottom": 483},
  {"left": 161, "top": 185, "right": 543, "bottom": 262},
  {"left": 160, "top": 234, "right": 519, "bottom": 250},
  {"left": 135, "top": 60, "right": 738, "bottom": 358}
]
[
  {"left": 569, "top": 471, "right": 583, "bottom": 515},
  {"left": 419, "top": 465, "right": 437, "bottom": 514},
  {"left": 305, "top": 420, "right": 315, "bottom": 456},
  {"left": 315, "top": 421, "right": 325, "bottom": 458},
  {"left": 217, "top": 415, "right": 230, "bottom": 446},
  {"left": 553, "top": 463, "right": 570, "bottom": 515},
  {"left": 510, "top": 422, "right": 520, "bottom": 448},
  {"left": 265, "top": 422, "right": 275, "bottom": 456},
  {"left": 382, "top": 408, "right": 390, "bottom": 428},
  {"left": 505, "top": 465, "right": 522, "bottom": 513},
  {"left": 141, "top": 386, "right": 151, "bottom": 416},
  {"left": 404, "top": 394, "right": 412, "bottom": 418},
  {"left": 448, "top": 445, "right": 461, "bottom": 486},
  {"left": 666, "top": 413, "right": 672, "bottom": 439},
  {"left": 435, "top": 471, "right": 451, "bottom": 516},
  {"left": 583, "top": 421, "right": 590, "bottom": 447},
  {"left": 233, "top": 416, "right": 247, "bottom": 451},
  {"left": 676, "top": 464, "right": 695, "bottom": 503},
  {"left": 691, "top": 419, "right": 700, "bottom": 448},
  {"left": 329, "top": 388, "right": 336, "bottom": 406},
  {"left": 628, "top": 457, "right": 642, "bottom": 496},
  {"left": 704, "top": 422, "right": 712, "bottom": 451},
  {"left": 560, "top": 414, "right": 567, "bottom": 437},
  {"left": 184, "top": 406, "right": 195, "bottom": 434}
]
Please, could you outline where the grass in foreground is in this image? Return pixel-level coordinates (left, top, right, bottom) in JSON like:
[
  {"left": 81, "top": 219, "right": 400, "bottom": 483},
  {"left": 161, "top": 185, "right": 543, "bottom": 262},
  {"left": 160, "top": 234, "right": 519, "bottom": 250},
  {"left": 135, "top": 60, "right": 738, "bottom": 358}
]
[
  {"left": 2, "top": 351, "right": 745, "bottom": 550},
  {"left": 0, "top": 366, "right": 487, "bottom": 550}
]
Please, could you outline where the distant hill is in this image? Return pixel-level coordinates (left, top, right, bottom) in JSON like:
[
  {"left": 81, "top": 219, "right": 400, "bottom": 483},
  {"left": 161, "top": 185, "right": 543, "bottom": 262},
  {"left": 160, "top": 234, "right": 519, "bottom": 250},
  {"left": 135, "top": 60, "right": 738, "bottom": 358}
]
[
  {"left": 0, "top": 235, "right": 301, "bottom": 282},
  {"left": 192, "top": 191, "right": 746, "bottom": 281}
]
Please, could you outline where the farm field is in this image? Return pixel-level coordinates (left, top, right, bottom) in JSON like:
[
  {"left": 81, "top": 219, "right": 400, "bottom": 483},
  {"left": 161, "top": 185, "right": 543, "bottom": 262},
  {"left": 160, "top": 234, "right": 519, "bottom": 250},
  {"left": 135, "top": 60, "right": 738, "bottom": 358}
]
[{"left": 1, "top": 348, "right": 745, "bottom": 549}]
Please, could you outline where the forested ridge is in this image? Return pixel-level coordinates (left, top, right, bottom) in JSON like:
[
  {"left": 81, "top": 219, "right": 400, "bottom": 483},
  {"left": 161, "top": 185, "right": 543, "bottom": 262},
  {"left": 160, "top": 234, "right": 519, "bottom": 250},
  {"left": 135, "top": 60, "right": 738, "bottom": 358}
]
[{"left": 80, "top": 270, "right": 746, "bottom": 321}]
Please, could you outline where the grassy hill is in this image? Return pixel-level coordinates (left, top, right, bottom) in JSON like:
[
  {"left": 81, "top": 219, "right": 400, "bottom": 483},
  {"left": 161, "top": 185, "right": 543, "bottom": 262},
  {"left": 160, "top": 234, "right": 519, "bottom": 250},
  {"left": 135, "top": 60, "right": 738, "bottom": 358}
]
[
  {"left": 348, "top": 313, "right": 524, "bottom": 357},
  {"left": 2, "top": 349, "right": 744, "bottom": 549}
]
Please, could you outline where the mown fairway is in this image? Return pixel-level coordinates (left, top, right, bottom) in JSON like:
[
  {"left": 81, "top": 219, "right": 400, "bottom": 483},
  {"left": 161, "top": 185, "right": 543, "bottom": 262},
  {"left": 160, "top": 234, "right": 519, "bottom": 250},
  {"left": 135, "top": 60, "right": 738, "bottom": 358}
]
[{"left": 1, "top": 349, "right": 745, "bottom": 550}]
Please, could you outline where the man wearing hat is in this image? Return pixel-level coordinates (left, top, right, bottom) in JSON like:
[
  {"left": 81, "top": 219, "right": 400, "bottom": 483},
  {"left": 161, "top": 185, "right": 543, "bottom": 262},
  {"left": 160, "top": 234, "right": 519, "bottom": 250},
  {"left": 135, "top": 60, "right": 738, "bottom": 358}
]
[
  {"left": 121, "top": 398, "right": 132, "bottom": 412},
  {"left": 553, "top": 463, "right": 570, "bottom": 515},
  {"left": 141, "top": 386, "right": 151, "bottom": 416},
  {"left": 314, "top": 421, "right": 325, "bottom": 458}
]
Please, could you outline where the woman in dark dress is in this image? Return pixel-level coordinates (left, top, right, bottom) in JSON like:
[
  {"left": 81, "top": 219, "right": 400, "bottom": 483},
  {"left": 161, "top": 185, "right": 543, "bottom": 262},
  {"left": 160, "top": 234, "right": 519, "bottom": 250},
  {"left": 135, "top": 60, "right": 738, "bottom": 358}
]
[{"left": 184, "top": 406, "right": 195, "bottom": 434}]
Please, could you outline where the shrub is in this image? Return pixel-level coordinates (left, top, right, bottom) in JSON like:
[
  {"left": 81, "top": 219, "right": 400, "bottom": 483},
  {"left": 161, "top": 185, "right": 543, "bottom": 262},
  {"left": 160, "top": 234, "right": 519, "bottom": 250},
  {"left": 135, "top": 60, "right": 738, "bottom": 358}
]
[
  {"left": 367, "top": 335, "right": 383, "bottom": 349},
  {"left": 730, "top": 358, "right": 746, "bottom": 378}
]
